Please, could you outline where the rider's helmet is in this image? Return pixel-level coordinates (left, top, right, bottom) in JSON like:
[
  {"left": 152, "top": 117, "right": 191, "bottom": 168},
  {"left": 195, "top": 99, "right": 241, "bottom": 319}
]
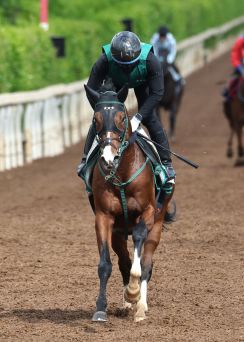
[
  {"left": 110, "top": 31, "right": 141, "bottom": 65},
  {"left": 158, "top": 26, "right": 169, "bottom": 38}
]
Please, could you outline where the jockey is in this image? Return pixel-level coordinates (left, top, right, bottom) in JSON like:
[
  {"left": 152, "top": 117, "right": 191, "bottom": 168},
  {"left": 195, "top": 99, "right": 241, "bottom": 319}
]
[
  {"left": 77, "top": 31, "right": 176, "bottom": 186},
  {"left": 150, "top": 26, "right": 183, "bottom": 90},
  {"left": 223, "top": 35, "right": 244, "bottom": 117}
]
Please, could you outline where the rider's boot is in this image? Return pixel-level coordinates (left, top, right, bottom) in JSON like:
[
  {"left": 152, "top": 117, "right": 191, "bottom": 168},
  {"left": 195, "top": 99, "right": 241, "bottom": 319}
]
[
  {"left": 77, "top": 124, "right": 96, "bottom": 179},
  {"left": 155, "top": 157, "right": 175, "bottom": 208},
  {"left": 153, "top": 128, "right": 176, "bottom": 194}
]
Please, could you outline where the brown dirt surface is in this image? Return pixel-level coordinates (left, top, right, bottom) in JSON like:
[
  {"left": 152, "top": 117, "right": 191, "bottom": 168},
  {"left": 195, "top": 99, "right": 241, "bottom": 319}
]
[{"left": 0, "top": 52, "right": 244, "bottom": 342}]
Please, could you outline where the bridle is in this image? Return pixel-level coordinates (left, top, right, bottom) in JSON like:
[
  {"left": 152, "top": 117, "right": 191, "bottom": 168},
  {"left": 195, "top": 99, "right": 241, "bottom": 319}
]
[{"left": 93, "top": 100, "right": 130, "bottom": 178}]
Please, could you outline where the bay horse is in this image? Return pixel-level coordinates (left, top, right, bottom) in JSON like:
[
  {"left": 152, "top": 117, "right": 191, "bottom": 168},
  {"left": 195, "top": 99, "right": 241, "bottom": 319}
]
[
  {"left": 155, "top": 49, "right": 184, "bottom": 141},
  {"left": 84, "top": 84, "right": 175, "bottom": 323},
  {"left": 224, "top": 74, "right": 244, "bottom": 166}
]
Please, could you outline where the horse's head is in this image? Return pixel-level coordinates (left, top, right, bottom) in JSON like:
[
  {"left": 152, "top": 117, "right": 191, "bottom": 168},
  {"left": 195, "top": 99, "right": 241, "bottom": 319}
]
[{"left": 85, "top": 84, "right": 130, "bottom": 168}]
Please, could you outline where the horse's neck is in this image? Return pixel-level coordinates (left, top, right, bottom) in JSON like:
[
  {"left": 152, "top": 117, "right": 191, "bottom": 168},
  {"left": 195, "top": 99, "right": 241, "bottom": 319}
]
[{"left": 240, "top": 78, "right": 244, "bottom": 94}]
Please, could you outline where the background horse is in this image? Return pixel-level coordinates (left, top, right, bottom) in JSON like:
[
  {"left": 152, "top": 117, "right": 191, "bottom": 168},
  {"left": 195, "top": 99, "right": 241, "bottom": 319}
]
[
  {"left": 84, "top": 84, "right": 175, "bottom": 323},
  {"left": 224, "top": 74, "right": 244, "bottom": 166},
  {"left": 155, "top": 49, "right": 184, "bottom": 141}
]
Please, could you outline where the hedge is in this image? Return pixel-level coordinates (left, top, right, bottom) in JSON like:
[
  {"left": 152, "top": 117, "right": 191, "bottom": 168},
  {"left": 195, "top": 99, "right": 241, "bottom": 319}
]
[{"left": 0, "top": 0, "right": 243, "bottom": 92}]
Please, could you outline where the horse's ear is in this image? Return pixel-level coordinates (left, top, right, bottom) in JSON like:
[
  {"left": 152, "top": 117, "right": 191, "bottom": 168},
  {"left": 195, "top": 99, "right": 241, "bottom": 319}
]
[
  {"left": 117, "top": 84, "right": 128, "bottom": 103},
  {"left": 84, "top": 84, "right": 100, "bottom": 109}
]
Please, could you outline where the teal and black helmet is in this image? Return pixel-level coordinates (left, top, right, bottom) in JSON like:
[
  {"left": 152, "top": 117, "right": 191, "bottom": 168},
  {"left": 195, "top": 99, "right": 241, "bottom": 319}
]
[{"left": 110, "top": 31, "right": 141, "bottom": 65}]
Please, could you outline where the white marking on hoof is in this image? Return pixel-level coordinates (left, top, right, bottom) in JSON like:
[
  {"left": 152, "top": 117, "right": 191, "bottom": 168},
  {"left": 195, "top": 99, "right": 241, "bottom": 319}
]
[{"left": 134, "top": 302, "right": 147, "bottom": 322}]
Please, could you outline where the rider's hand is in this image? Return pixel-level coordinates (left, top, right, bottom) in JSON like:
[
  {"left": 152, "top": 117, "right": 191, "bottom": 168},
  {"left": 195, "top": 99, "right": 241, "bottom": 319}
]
[{"left": 130, "top": 113, "right": 142, "bottom": 132}]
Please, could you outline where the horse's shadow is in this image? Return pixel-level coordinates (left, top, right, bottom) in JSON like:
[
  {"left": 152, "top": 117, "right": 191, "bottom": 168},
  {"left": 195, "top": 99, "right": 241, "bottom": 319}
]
[
  {"left": 0, "top": 306, "right": 131, "bottom": 325},
  {"left": 0, "top": 308, "right": 93, "bottom": 325}
]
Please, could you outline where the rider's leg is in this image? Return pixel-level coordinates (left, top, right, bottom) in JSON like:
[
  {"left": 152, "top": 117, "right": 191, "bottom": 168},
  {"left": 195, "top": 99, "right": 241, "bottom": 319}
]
[
  {"left": 134, "top": 86, "right": 175, "bottom": 181},
  {"left": 142, "top": 112, "right": 176, "bottom": 180},
  {"left": 77, "top": 124, "right": 96, "bottom": 178}
]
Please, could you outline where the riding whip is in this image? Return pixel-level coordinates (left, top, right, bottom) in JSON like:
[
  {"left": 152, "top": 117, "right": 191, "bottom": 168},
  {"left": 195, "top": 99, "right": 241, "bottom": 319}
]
[{"left": 137, "top": 132, "right": 199, "bottom": 169}]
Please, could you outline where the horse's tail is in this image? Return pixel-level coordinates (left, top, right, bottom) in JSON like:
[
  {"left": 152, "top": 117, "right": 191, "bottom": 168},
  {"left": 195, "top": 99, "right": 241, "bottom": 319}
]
[{"left": 164, "top": 200, "right": 176, "bottom": 223}]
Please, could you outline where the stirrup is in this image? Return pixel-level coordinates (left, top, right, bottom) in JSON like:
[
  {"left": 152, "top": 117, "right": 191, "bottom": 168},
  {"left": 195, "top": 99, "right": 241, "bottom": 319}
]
[{"left": 154, "top": 164, "right": 175, "bottom": 196}]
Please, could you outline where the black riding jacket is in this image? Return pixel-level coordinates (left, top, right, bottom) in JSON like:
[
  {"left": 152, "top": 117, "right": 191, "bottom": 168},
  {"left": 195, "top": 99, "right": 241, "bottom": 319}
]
[{"left": 87, "top": 52, "right": 164, "bottom": 119}]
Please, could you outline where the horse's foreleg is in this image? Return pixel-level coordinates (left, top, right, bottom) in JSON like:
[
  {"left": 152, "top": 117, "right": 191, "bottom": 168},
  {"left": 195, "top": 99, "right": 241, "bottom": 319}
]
[
  {"left": 112, "top": 232, "right": 131, "bottom": 286},
  {"left": 124, "top": 219, "right": 148, "bottom": 304},
  {"left": 135, "top": 217, "right": 162, "bottom": 323},
  {"left": 92, "top": 213, "right": 114, "bottom": 322},
  {"left": 125, "top": 205, "right": 154, "bottom": 305},
  {"left": 112, "top": 232, "right": 132, "bottom": 309},
  {"left": 227, "top": 129, "right": 234, "bottom": 158}
]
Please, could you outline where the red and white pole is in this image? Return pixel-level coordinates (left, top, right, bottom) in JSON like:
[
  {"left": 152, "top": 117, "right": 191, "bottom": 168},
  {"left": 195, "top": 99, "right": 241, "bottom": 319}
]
[{"left": 40, "top": 0, "right": 49, "bottom": 31}]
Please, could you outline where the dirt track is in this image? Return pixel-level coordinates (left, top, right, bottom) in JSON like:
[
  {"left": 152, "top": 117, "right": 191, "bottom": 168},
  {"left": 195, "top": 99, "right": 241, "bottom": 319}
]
[{"left": 0, "top": 53, "right": 244, "bottom": 342}]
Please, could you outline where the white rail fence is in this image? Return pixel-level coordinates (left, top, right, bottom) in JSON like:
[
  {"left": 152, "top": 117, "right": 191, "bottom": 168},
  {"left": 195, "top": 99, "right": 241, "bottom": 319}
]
[{"left": 0, "top": 16, "right": 243, "bottom": 171}]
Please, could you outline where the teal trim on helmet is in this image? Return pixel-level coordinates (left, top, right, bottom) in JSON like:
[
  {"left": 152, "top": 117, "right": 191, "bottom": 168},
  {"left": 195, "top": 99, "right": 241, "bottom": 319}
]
[{"left": 103, "top": 43, "right": 153, "bottom": 89}]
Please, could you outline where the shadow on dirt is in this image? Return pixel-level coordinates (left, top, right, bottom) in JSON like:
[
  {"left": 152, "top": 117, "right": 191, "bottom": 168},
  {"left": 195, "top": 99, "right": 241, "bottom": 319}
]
[{"left": 0, "top": 308, "right": 93, "bottom": 324}]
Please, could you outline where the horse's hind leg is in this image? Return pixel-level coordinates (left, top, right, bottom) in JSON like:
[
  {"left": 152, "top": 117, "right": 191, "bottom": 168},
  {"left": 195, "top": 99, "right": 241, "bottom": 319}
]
[
  {"left": 112, "top": 232, "right": 132, "bottom": 309},
  {"left": 92, "top": 213, "right": 114, "bottom": 322},
  {"left": 135, "top": 190, "right": 174, "bottom": 322},
  {"left": 227, "top": 129, "right": 234, "bottom": 158},
  {"left": 235, "top": 126, "right": 244, "bottom": 166},
  {"left": 124, "top": 219, "right": 148, "bottom": 305}
]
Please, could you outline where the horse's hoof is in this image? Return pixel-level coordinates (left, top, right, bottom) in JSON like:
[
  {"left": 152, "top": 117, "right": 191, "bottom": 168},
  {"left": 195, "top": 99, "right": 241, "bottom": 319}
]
[
  {"left": 123, "top": 300, "right": 133, "bottom": 309},
  {"left": 134, "top": 305, "right": 147, "bottom": 322},
  {"left": 234, "top": 157, "right": 244, "bottom": 167},
  {"left": 92, "top": 311, "right": 107, "bottom": 322}
]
